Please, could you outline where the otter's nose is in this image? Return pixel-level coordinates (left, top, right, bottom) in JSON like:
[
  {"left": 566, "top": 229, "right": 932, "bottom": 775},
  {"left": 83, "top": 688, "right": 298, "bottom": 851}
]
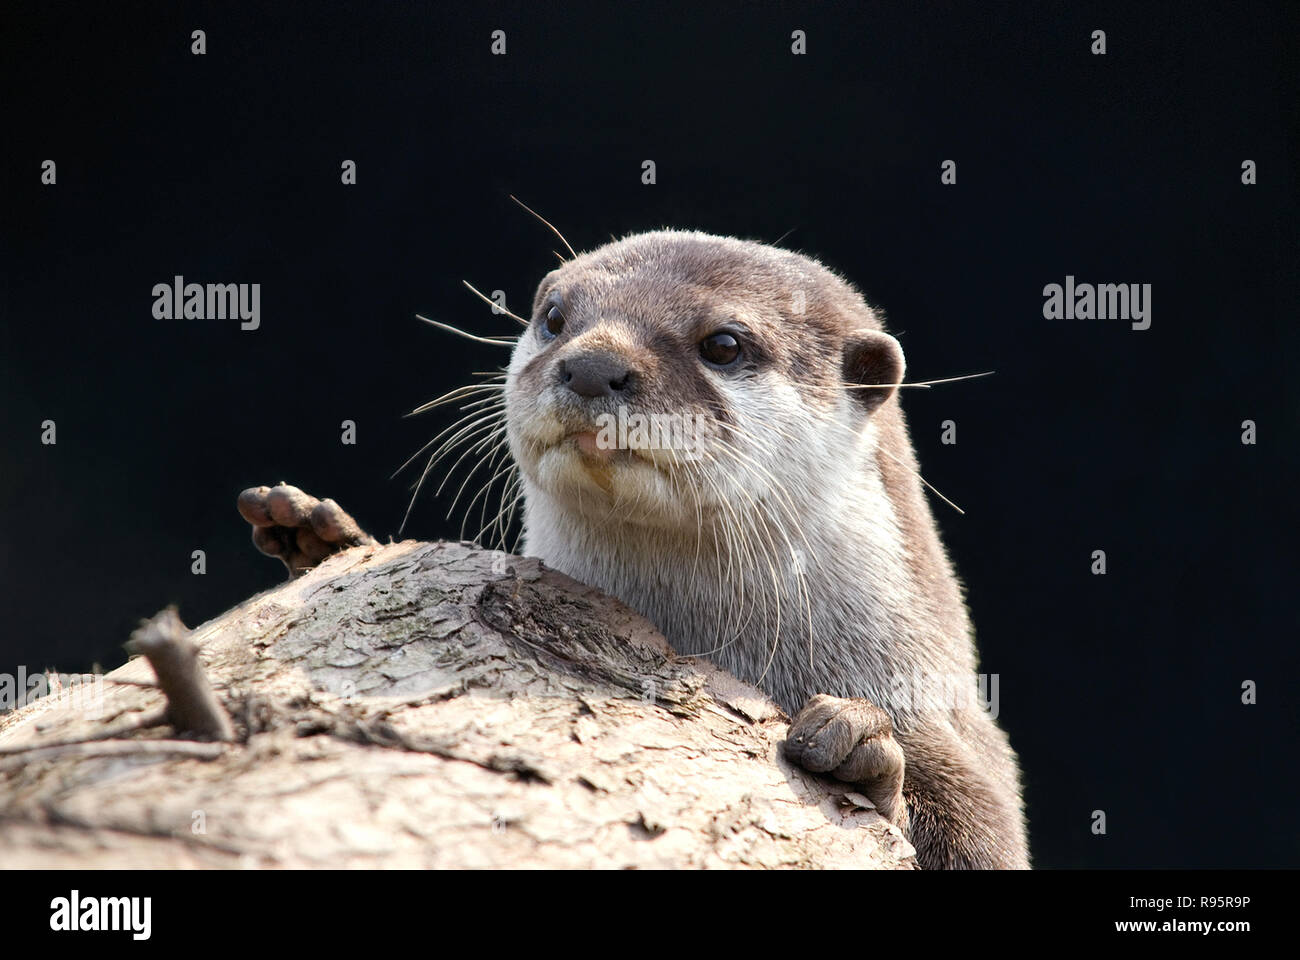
[{"left": 558, "top": 351, "right": 633, "bottom": 398}]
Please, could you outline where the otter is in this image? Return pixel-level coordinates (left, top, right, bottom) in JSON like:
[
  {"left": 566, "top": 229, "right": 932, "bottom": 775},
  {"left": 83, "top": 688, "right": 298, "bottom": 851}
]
[{"left": 238, "top": 230, "right": 1029, "bottom": 870}]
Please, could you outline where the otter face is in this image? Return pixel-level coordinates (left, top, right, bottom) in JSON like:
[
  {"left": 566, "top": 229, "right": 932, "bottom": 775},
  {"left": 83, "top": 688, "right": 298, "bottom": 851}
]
[{"left": 504, "top": 231, "right": 905, "bottom": 535}]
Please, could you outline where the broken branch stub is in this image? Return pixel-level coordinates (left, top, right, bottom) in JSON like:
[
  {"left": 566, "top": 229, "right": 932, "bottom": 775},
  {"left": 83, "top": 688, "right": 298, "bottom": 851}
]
[{"left": 125, "top": 606, "right": 234, "bottom": 742}]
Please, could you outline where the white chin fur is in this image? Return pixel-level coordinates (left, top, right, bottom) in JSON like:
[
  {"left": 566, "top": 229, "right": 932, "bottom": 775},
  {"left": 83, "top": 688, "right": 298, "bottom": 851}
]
[{"left": 530, "top": 445, "right": 698, "bottom": 528}]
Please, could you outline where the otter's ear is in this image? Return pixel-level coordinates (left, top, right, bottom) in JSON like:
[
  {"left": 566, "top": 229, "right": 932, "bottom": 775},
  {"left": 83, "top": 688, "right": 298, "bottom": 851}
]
[{"left": 842, "top": 330, "right": 905, "bottom": 414}]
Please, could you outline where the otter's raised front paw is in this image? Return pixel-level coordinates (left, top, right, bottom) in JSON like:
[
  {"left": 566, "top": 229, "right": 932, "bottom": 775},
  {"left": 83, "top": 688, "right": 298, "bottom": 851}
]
[
  {"left": 783, "top": 693, "right": 907, "bottom": 825},
  {"left": 237, "top": 483, "right": 376, "bottom": 577}
]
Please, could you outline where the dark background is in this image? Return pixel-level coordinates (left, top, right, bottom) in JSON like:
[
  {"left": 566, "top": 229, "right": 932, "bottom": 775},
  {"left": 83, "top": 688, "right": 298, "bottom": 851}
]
[{"left": 3, "top": 1, "right": 1296, "bottom": 868}]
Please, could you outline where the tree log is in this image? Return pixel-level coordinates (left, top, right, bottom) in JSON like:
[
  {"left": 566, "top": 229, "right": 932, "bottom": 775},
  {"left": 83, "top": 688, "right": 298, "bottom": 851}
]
[{"left": 0, "top": 541, "right": 915, "bottom": 869}]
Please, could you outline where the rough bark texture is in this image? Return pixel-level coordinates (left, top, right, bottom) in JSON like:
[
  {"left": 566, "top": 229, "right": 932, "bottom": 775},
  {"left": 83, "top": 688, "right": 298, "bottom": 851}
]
[{"left": 0, "top": 541, "right": 915, "bottom": 869}]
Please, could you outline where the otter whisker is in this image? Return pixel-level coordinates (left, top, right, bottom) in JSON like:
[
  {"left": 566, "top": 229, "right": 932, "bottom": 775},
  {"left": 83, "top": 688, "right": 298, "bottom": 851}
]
[
  {"left": 446, "top": 433, "right": 510, "bottom": 528},
  {"left": 876, "top": 445, "right": 966, "bottom": 516},
  {"left": 433, "top": 422, "right": 507, "bottom": 501},
  {"left": 464, "top": 440, "right": 514, "bottom": 536},
  {"left": 462, "top": 280, "right": 529, "bottom": 326},
  {"left": 406, "top": 381, "right": 505, "bottom": 417},
  {"left": 479, "top": 473, "right": 525, "bottom": 555},
  {"left": 675, "top": 456, "right": 709, "bottom": 593},
  {"left": 446, "top": 392, "right": 509, "bottom": 414},
  {"left": 842, "top": 370, "right": 995, "bottom": 390},
  {"left": 691, "top": 466, "right": 749, "bottom": 657},
  {"left": 471, "top": 466, "right": 522, "bottom": 549},
  {"left": 456, "top": 452, "right": 511, "bottom": 538},
  {"left": 725, "top": 477, "right": 789, "bottom": 686},
  {"left": 699, "top": 419, "right": 821, "bottom": 667},
  {"left": 508, "top": 194, "right": 578, "bottom": 260},
  {"left": 689, "top": 459, "right": 771, "bottom": 660},
  {"left": 392, "top": 401, "right": 505, "bottom": 478},
  {"left": 416, "top": 314, "right": 518, "bottom": 346},
  {"left": 505, "top": 480, "right": 528, "bottom": 554},
  {"left": 398, "top": 416, "right": 504, "bottom": 535},
  {"left": 706, "top": 441, "right": 814, "bottom": 676},
  {"left": 483, "top": 468, "right": 522, "bottom": 551},
  {"left": 703, "top": 418, "right": 816, "bottom": 554}
]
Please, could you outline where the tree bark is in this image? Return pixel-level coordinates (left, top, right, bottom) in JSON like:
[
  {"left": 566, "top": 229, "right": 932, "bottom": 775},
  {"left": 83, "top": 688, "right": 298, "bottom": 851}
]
[{"left": 0, "top": 541, "right": 915, "bottom": 869}]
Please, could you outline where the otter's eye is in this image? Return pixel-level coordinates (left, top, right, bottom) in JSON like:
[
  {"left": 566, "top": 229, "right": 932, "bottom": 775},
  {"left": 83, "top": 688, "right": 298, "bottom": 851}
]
[
  {"left": 699, "top": 331, "right": 742, "bottom": 368},
  {"left": 540, "top": 305, "right": 565, "bottom": 340}
]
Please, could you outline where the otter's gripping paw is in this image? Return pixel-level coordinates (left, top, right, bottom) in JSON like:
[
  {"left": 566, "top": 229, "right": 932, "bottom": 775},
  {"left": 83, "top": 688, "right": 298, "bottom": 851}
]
[
  {"left": 784, "top": 693, "right": 907, "bottom": 825},
  {"left": 237, "top": 483, "right": 376, "bottom": 577}
]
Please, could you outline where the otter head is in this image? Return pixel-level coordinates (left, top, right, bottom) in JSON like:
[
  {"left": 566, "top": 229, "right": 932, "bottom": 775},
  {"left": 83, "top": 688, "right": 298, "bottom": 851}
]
[{"left": 504, "top": 230, "right": 905, "bottom": 539}]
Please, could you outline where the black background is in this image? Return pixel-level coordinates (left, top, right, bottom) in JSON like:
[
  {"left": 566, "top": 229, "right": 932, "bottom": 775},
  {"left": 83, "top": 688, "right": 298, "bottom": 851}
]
[{"left": 3, "top": 1, "right": 1296, "bottom": 868}]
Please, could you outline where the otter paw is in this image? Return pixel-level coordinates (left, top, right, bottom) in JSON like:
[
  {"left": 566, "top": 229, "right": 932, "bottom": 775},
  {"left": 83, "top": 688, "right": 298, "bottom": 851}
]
[
  {"left": 237, "top": 483, "right": 376, "bottom": 577},
  {"left": 784, "top": 693, "right": 907, "bottom": 824}
]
